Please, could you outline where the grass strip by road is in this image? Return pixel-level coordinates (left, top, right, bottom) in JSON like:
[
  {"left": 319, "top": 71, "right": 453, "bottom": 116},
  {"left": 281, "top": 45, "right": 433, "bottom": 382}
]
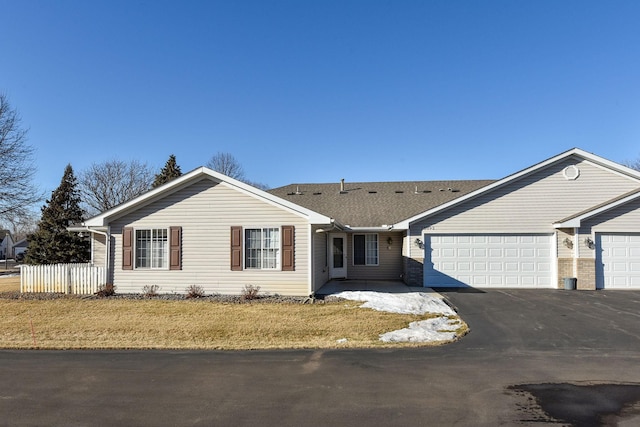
[{"left": 0, "top": 297, "right": 464, "bottom": 350}]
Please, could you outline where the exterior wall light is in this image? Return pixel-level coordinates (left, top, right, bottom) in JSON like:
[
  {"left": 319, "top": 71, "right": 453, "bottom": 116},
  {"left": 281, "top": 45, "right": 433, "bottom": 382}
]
[
  {"left": 585, "top": 237, "right": 595, "bottom": 249},
  {"left": 563, "top": 238, "right": 573, "bottom": 249}
]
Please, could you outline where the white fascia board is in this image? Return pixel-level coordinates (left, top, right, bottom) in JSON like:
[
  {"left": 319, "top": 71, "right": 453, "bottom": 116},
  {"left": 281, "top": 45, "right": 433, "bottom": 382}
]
[
  {"left": 396, "top": 148, "right": 640, "bottom": 229},
  {"left": 554, "top": 191, "right": 640, "bottom": 228},
  {"left": 348, "top": 226, "right": 395, "bottom": 232},
  {"left": 83, "top": 167, "right": 333, "bottom": 227}
]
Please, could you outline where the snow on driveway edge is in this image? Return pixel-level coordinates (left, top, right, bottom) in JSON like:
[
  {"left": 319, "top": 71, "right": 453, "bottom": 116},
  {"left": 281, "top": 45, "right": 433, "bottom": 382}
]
[{"left": 332, "top": 291, "right": 464, "bottom": 343}]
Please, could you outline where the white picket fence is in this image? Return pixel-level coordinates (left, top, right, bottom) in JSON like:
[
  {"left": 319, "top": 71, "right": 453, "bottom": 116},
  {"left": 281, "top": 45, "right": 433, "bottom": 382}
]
[{"left": 20, "top": 263, "right": 106, "bottom": 295}]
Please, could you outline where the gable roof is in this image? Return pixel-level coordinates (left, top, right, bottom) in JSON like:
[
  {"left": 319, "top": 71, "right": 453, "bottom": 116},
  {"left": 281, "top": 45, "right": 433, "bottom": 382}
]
[
  {"left": 554, "top": 187, "right": 640, "bottom": 228},
  {"left": 395, "top": 148, "right": 640, "bottom": 229},
  {"left": 268, "top": 180, "right": 494, "bottom": 228},
  {"left": 81, "top": 167, "right": 333, "bottom": 227}
]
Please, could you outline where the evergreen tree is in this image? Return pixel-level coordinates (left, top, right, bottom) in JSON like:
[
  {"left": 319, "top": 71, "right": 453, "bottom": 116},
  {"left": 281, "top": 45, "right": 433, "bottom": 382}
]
[
  {"left": 153, "top": 154, "right": 182, "bottom": 188},
  {"left": 25, "top": 164, "right": 90, "bottom": 264}
]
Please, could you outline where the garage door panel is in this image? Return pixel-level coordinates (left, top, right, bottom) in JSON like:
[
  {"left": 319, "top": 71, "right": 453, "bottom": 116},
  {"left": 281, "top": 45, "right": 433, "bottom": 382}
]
[
  {"left": 597, "top": 233, "right": 640, "bottom": 289},
  {"left": 424, "top": 234, "right": 554, "bottom": 288}
]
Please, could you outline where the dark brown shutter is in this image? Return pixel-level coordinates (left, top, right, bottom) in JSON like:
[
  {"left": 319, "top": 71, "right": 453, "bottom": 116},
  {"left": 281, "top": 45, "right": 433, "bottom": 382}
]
[
  {"left": 281, "top": 225, "right": 295, "bottom": 271},
  {"left": 231, "top": 226, "right": 243, "bottom": 271},
  {"left": 122, "top": 227, "right": 133, "bottom": 270},
  {"left": 169, "top": 226, "right": 182, "bottom": 270}
]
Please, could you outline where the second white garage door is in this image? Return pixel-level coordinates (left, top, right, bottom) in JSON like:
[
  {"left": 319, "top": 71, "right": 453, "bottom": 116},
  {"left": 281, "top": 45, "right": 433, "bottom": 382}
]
[
  {"left": 424, "top": 234, "right": 554, "bottom": 288},
  {"left": 596, "top": 233, "right": 640, "bottom": 289}
]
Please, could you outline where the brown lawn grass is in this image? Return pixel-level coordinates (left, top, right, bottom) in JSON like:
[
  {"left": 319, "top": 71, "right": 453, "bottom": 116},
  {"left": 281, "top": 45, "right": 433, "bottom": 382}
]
[
  {"left": 0, "top": 298, "right": 465, "bottom": 350},
  {"left": 0, "top": 276, "right": 20, "bottom": 292}
]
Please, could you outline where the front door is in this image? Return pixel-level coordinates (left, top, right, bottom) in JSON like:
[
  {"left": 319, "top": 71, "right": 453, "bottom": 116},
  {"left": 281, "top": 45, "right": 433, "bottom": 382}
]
[{"left": 329, "top": 233, "right": 347, "bottom": 279}]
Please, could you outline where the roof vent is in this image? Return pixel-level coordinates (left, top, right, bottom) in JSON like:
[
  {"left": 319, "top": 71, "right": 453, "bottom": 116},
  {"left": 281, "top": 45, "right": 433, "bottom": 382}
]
[
  {"left": 295, "top": 186, "right": 302, "bottom": 195},
  {"left": 340, "top": 178, "right": 345, "bottom": 192},
  {"left": 368, "top": 191, "right": 377, "bottom": 194},
  {"left": 395, "top": 190, "right": 404, "bottom": 194}
]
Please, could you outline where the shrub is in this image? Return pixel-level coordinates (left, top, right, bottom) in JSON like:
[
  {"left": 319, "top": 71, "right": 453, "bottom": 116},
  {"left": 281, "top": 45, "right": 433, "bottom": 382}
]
[
  {"left": 142, "top": 285, "right": 159, "bottom": 297},
  {"left": 242, "top": 284, "right": 261, "bottom": 301},
  {"left": 185, "top": 285, "right": 205, "bottom": 299},
  {"left": 95, "top": 283, "right": 116, "bottom": 298}
]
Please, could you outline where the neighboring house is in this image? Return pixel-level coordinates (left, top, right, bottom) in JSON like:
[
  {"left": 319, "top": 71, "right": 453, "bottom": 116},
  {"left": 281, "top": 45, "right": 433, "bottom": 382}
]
[
  {"left": 0, "top": 230, "right": 14, "bottom": 260},
  {"left": 71, "top": 148, "right": 640, "bottom": 295},
  {"left": 13, "top": 238, "right": 28, "bottom": 257}
]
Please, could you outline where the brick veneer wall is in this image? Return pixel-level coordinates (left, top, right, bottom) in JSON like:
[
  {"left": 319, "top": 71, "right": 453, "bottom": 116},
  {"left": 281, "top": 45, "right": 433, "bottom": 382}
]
[
  {"left": 576, "top": 258, "right": 596, "bottom": 290},
  {"left": 557, "top": 258, "right": 573, "bottom": 289}
]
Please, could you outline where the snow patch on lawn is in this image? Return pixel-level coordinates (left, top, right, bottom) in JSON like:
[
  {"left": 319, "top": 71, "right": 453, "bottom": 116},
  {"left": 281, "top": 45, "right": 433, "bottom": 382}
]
[{"left": 333, "top": 291, "right": 462, "bottom": 343}]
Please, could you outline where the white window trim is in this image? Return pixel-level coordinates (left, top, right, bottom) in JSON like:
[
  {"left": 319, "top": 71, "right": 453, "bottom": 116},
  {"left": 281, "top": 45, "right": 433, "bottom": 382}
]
[
  {"left": 134, "top": 227, "right": 169, "bottom": 270},
  {"left": 244, "top": 227, "right": 281, "bottom": 270},
  {"left": 353, "top": 233, "right": 379, "bottom": 266}
]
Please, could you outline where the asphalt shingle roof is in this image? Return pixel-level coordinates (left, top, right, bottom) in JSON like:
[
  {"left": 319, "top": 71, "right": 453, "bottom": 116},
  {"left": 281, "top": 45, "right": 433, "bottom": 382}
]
[{"left": 268, "top": 180, "right": 495, "bottom": 227}]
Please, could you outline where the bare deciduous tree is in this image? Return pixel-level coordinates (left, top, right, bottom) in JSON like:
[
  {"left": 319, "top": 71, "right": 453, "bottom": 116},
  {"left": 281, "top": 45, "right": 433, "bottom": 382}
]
[
  {"left": 205, "top": 151, "right": 269, "bottom": 189},
  {"left": 0, "top": 210, "right": 38, "bottom": 241},
  {"left": 79, "top": 159, "right": 153, "bottom": 215},
  {"left": 623, "top": 158, "right": 640, "bottom": 171},
  {"left": 0, "top": 94, "right": 41, "bottom": 220},
  {"left": 206, "top": 152, "right": 245, "bottom": 180}
]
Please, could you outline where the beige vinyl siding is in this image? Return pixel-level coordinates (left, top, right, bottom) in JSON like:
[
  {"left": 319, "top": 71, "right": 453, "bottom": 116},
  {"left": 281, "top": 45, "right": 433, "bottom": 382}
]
[
  {"left": 91, "top": 233, "right": 107, "bottom": 268},
  {"left": 109, "top": 178, "right": 311, "bottom": 296},
  {"left": 583, "top": 198, "right": 640, "bottom": 233},
  {"left": 347, "top": 232, "right": 403, "bottom": 280},
  {"left": 556, "top": 229, "right": 574, "bottom": 259},
  {"left": 575, "top": 198, "right": 640, "bottom": 260},
  {"left": 411, "top": 157, "right": 640, "bottom": 239},
  {"left": 312, "top": 227, "right": 329, "bottom": 292}
]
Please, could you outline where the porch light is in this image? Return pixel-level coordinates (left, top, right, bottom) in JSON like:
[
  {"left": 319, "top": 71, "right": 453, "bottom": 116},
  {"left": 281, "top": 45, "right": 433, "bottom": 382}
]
[
  {"left": 415, "top": 238, "right": 424, "bottom": 249},
  {"left": 563, "top": 238, "right": 573, "bottom": 249},
  {"left": 585, "top": 237, "right": 595, "bottom": 249},
  {"left": 387, "top": 237, "right": 393, "bottom": 246}
]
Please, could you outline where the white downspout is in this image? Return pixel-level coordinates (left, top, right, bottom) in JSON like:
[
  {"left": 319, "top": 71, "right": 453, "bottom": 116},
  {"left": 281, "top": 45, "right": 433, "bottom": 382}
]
[{"left": 86, "top": 228, "right": 110, "bottom": 284}]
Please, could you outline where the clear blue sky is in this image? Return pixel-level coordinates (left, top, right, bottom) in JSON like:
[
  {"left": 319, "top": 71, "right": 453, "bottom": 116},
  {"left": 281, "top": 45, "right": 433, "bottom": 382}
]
[{"left": 2, "top": 0, "right": 640, "bottom": 195}]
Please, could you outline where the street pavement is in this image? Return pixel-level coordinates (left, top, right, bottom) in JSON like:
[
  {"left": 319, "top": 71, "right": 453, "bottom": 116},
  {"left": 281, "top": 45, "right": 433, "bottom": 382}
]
[{"left": 1, "top": 289, "right": 640, "bottom": 426}]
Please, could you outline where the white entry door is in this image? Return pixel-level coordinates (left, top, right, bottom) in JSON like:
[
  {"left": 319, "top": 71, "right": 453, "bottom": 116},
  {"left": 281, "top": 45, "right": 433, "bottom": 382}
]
[{"left": 329, "top": 233, "right": 347, "bottom": 279}]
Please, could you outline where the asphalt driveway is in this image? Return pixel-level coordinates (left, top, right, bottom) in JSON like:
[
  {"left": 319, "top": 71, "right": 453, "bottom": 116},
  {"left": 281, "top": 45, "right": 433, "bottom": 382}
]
[{"left": 1, "top": 289, "right": 640, "bottom": 426}]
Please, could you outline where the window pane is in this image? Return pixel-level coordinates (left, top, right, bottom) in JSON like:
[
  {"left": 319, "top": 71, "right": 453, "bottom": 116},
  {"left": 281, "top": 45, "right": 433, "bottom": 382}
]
[
  {"left": 136, "top": 229, "right": 151, "bottom": 268},
  {"left": 353, "top": 234, "right": 365, "bottom": 265},
  {"left": 245, "top": 229, "right": 261, "bottom": 269},
  {"left": 263, "top": 228, "right": 279, "bottom": 269},
  {"left": 152, "top": 229, "right": 167, "bottom": 269},
  {"left": 366, "top": 234, "right": 378, "bottom": 265},
  {"left": 333, "top": 237, "right": 344, "bottom": 268},
  {"left": 245, "top": 228, "right": 280, "bottom": 270},
  {"left": 135, "top": 229, "right": 168, "bottom": 269}
]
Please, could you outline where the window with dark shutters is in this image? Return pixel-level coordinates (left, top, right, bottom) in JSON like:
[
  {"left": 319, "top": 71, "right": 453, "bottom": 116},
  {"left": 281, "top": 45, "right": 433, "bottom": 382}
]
[
  {"left": 281, "top": 225, "right": 295, "bottom": 271},
  {"left": 122, "top": 227, "right": 133, "bottom": 270},
  {"left": 231, "top": 226, "right": 243, "bottom": 271}
]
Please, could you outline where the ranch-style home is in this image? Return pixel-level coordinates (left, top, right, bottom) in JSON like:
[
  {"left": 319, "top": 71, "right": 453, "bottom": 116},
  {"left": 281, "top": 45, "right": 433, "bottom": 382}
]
[{"left": 71, "top": 148, "right": 640, "bottom": 296}]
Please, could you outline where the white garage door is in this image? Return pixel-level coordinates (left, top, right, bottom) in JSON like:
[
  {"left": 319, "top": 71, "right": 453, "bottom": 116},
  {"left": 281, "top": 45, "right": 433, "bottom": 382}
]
[
  {"left": 596, "top": 233, "right": 640, "bottom": 289},
  {"left": 424, "top": 234, "right": 554, "bottom": 288}
]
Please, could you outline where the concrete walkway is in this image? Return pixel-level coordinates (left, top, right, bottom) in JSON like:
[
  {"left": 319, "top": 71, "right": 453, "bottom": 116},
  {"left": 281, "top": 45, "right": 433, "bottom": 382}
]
[{"left": 316, "top": 279, "right": 438, "bottom": 295}]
